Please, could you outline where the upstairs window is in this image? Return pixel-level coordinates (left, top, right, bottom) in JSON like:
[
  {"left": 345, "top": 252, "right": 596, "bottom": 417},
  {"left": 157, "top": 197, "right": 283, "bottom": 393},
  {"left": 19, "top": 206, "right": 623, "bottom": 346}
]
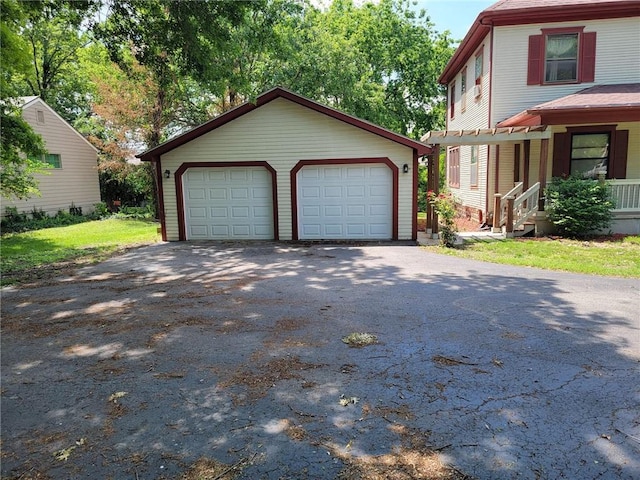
[
  {"left": 528, "top": 28, "right": 596, "bottom": 85},
  {"left": 461, "top": 67, "right": 467, "bottom": 112},
  {"left": 475, "top": 47, "right": 483, "bottom": 85},
  {"left": 450, "top": 81, "right": 456, "bottom": 119},
  {"left": 545, "top": 33, "right": 578, "bottom": 83}
]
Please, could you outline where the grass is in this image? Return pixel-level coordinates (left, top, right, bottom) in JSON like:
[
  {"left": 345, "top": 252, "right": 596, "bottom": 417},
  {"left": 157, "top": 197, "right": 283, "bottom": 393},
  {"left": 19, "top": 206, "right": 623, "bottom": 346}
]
[
  {"left": 423, "top": 235, "right": 640, "bottom": 278},
  {"left": 1, "top": 218, "right": 160, "bottom": 285}
]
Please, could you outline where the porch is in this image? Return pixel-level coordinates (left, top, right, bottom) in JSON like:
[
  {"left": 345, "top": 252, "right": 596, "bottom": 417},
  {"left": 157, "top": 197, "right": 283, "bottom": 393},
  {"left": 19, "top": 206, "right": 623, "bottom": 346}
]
[
  {"left": 491, "top": 178, "right": 640, "bottom": 237},
  {"left": 421, "top": 126, "right": 640, "bottom": 238}
]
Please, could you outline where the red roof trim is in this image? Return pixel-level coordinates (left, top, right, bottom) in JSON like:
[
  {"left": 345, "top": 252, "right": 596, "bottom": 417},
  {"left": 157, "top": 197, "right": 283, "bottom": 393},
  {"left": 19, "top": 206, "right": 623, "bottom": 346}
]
[
  {"left": 439, "top": 0, "right": 638, "bottom": 84},
  {"left": 498, "top": 106, "right": 640, "bottom": 127},
  {"left": 138, "top": 87, "right": 431, "bottom": 160}
]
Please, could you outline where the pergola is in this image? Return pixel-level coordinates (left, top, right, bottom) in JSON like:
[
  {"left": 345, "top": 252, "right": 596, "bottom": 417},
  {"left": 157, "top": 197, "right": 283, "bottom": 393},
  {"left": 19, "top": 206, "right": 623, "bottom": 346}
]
[{"left": 420, "top": 126, "right": 552, "bottom": 236}]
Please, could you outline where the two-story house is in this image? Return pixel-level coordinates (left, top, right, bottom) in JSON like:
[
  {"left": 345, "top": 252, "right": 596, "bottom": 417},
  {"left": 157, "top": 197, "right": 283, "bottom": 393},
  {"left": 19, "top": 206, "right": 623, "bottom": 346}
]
[
  {"left": 421, "top": 0, "right": 640, "bottom": 235},
  {"left": 2, "top": 97, "right": 101, "bottom": 217}
]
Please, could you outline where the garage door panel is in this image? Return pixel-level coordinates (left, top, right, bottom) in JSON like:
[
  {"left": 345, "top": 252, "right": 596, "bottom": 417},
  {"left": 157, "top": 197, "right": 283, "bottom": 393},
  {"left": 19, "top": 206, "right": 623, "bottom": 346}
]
[
  {"left": 347, "top": 167, "right": 366, "bottom": 178},
  {"left": 347, "top": 205, "right": 365, "bottom": 216},
  {"left": 211, "top": 207, "right": 227, "bottom": 218},
  {"left": 325, "top": 224, "right": 343, "bottom": 236},
  {"left": 324, "top": 205, "right": 342, "bottom": 217},
  {"left": 212, "top": 225, "right": 230, "bottom": 236},
  {"left": 324, "top": 186, "right": 342, "bottom": 197},
  {"left": 297, "top": 163, "right": 392, "bottom": 240},
  {"left": 188, "top": 189, "right": 206, "bottom": 200},
  {"left": 209, "top": 188, "right": 227, "bottom": 200},
  {"left": 183, "top": 166, "right": 274, "bottom": 240},
  {"left": 346, "top": 224, "right": 365, "bottom": 236},
  {"left": 187, "top": 170, "right": 206, "bottom": 181},
  {"left": 188, "top": 207, "right": 207, "bottom": 218}
]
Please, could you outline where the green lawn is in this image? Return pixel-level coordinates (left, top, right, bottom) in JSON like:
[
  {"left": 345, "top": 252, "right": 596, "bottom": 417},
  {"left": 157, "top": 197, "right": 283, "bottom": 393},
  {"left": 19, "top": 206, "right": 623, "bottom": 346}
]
[
  {"left": 423, "top": 235, "right": 640, "bottom": 278},
  {"left": 1, "top": 218, "right": 160, "bottom": 284}
]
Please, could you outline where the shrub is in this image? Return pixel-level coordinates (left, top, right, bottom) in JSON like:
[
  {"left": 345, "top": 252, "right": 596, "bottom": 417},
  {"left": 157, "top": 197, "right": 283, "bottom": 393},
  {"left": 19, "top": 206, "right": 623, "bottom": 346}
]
[
  {"left": 113, "top": 205, "right": 155, "bottom": 220},
  {"left": 428, "top": 190, "right": 458, "bottom": 247},
  {"left": 91, "top": 202, "right": 110, "bottom": 219},
  {"left": 545, "top": 176, "right": 614, "bottom": 238},
  {"left": 30, "top": 207, "right": 48, "bottom": 221}
]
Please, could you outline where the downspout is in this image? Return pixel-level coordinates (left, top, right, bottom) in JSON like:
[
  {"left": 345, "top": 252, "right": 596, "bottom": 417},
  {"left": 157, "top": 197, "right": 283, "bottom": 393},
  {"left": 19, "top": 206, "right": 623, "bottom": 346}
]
[{"left": 484, "top": 19, "right": 495, "bottom": 224}]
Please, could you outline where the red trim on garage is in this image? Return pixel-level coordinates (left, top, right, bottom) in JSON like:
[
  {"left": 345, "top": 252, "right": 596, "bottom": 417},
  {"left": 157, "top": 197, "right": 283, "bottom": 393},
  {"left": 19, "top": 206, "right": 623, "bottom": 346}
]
[
  {"left": 174, "top": 161, "right": 278, "bottom": 241},
  {"left": 290, "top": 158, "right": 399, "bottom": 241},
  {"left": 412, "top": 151, "right": 419, "bottom": 241},
  {"left": 138, "top": 88, "right": 431, "bottom": 161},
  {"left": 154, "top": 157, "right": 167, "bottom": 241}
]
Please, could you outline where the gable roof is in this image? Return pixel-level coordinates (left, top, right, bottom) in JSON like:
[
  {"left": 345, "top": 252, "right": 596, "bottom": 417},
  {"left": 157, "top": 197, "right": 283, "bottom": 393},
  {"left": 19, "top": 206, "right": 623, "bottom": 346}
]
[
  {"left": 439, "top": 0, "right": 639, "bottom": 84},
  {"left": 19, "top": 96, "right": 98, "bottom": 153},
  {"left": 137, "top": 87, "right": 431, "bottom": 161},
  {"left": 497, "top": 83, "right": 640, "bottom": 126}
]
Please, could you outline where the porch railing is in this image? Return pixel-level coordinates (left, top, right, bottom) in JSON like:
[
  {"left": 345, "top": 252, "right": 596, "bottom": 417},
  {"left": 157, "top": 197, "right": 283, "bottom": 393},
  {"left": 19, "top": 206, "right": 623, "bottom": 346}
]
[
  {"left": 493, "top": 182, "right": 540, "bottom": 235},
  {"left": 609, "top": 179, "right": 640, "bottom": 212}
]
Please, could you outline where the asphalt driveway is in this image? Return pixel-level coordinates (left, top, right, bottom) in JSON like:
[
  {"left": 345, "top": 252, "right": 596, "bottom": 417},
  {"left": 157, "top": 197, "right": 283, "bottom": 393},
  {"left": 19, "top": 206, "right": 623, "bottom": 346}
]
[{"left": 1, "top": 242, "right": 639, "bottom": 479}]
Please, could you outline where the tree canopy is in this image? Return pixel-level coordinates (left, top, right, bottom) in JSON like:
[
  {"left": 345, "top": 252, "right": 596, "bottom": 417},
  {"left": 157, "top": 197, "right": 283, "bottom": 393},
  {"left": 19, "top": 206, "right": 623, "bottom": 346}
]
[{"left": 1, "top": 0, "right": 455, "bottom": 204}]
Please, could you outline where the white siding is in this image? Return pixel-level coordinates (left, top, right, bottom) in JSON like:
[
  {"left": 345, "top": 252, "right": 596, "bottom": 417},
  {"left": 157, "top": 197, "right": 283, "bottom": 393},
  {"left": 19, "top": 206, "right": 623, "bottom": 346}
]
[
  {"left": 448, "top": 40, "right": 490, "bottom": 132},
  {"left": 160, "top": 98, "right": 415, "bottom": 241},
  {"left": 2, "top": 99, "right": 100, "bottom": 216},
  {"left": 447, "top": 37, "right": 491, "bottom": 214},
  {"left": 491, "top": 17, "right": 640, "bottom": 124}
]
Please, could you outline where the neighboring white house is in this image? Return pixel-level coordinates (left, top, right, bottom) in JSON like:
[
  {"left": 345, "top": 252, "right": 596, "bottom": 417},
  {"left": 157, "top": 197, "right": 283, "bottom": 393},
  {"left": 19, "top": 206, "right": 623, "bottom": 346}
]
[
  {"left": 138, "top": 87, "right": 431, "bottom": 242},
  {"left": 421, "top": 0, "right": 640, "bottom": 235},
  {"left": 2, "top": 97, "right": 101, "bottom": 217}
]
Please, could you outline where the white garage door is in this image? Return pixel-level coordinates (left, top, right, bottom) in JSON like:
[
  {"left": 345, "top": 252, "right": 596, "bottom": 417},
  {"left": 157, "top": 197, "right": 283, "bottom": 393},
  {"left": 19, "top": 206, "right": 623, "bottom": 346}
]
[
  {"left": 297, "top": 163, "right": 392, "bottom": 240},
  {"left": 183, "top": 167, "right": 274, "bottom": 240}
]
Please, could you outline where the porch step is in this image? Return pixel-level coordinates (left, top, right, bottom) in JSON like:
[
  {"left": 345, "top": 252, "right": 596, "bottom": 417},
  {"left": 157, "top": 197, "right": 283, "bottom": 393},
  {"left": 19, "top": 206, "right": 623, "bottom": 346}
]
[{"left": 512, "top": 223, "right": 535, "bottom": 237}]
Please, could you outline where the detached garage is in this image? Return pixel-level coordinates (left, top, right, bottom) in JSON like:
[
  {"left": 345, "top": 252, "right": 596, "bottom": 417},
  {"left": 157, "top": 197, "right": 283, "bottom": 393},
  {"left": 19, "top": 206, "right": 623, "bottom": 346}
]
[{"left": 138, "top": 87, "right": 431, "bottom": 242}]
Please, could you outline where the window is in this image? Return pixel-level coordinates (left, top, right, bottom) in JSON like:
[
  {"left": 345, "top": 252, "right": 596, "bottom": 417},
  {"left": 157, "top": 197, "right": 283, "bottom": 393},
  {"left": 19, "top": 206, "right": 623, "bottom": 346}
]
[
  {"left": 450, "top": 81, "right": 456, "bottom": 119},
  {"left": 30, "top": 153, "right": 62, "bottom": 168},
  {"left": 448, "top": 147, "right": 460, "bottom": 188},
  {"left": 552, "top": 126, "right": 628, "bottom": 179},
  {"left": 545, "top": 33, "right": 578, "bottom": 83},
  {"left": 528, "top": 28, "right": 596, "bottom": 85},
  {"left": 475, "top": 47, "right": 483, "bottom": 85},
  {"left": 36, "top": 109, "right": 45, "bottom": 124},
  {"left": 44, "top": 154, "right": 62, "bottom": 168},
  {"left": 570, "top": 133, "right": 609, "bottom": 178},
  {"left": 461, "top": 67, "right": 467, "bottom": 112},
  {"left": 470, "top": 145, "right": 478, "bottom": 186}
]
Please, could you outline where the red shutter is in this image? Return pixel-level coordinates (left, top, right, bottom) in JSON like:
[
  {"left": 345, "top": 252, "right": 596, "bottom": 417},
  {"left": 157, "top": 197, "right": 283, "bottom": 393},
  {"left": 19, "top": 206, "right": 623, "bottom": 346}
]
[
  {"left": 527, "top": 35, "right": 543, "bottom": 85},
  {"left": 610, "top": 130, "right": 628, "bottom": 179},
  {"left": 580, "top": 32, "right": 597, "bottom": 83},
  {"left": 552, "top": 132, "right": 571, "bottom": 178}
]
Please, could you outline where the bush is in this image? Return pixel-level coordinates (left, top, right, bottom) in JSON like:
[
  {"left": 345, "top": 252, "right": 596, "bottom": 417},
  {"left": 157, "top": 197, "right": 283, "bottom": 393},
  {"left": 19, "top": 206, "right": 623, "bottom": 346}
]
[
  {"left": 113, "top": 205, "right": 155, "bottom": 220},
  {"left": 1, "top": 206, "right": 91, "bottom": 234},
  {"left": 93, "top": 202, "right": 110, "bottom": 219},
  {"left": 545, "top": 176, "right": 614, "bottom": 238},
  {"left": 428, "top": 190, "right": 458, "bottom": 247}
]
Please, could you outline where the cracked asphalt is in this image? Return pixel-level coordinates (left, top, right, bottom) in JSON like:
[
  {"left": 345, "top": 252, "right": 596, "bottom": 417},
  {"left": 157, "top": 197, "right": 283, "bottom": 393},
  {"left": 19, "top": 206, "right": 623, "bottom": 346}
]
[{"left": 1, "top": 242, "right": 639, "bottom": 479}]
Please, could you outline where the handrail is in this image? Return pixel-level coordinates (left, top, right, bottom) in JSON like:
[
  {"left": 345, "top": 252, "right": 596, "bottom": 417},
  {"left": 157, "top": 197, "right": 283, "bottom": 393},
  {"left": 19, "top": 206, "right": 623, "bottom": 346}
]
[
  {"left": 512, "top": 182, "right": 540, "bottom": 229},
  {"left": 493, "top": 182, "right": 540, "bottom": 234}
]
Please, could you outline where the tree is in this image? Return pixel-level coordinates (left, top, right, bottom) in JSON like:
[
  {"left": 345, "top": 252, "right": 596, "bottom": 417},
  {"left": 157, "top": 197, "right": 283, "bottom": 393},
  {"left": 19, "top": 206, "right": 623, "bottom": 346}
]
[
  {"left": 0, "top": 0, "right": 47, "bottom": 200},
  {"left": 17, "top": 0, "right": 100, "bottom": 124},
  {"left": 262, "top": 0, "right": 455, "bottom": 138}
]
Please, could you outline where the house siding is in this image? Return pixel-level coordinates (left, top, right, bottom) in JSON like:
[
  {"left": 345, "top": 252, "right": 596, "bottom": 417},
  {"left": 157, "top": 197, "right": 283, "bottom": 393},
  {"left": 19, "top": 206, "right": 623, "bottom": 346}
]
[
  {"left": 491, "top": 17, "right": 640, "bottom": 124},
  {"left": 160, "top": 98, "right": 415, "bottom": 241},
  {"left": 2, "top": 100, "right": 100, "bottom": 216},
  {"left": 447, "top": 37, "right": 491, "bottom": 217}
]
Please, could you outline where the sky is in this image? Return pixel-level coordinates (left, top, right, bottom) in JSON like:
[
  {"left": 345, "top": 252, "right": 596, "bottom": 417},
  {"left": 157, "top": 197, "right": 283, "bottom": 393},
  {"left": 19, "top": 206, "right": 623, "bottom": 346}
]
[{"left": 412, "top": 0, "right": 496, "bottom": 41}]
